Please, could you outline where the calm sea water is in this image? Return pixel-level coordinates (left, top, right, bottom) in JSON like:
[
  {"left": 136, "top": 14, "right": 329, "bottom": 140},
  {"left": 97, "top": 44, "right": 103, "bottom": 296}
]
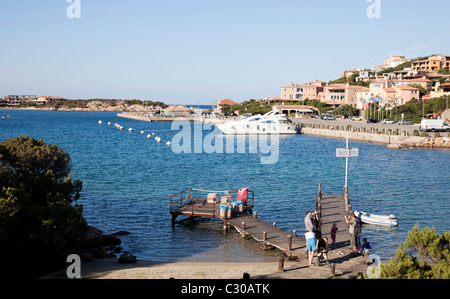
[{"left": 1, "top": 110, "right": 449, "bottom": 262}]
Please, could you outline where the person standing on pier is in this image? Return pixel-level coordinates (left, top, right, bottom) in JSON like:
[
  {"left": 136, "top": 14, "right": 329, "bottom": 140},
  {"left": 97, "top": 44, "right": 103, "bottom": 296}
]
[
  {"left": 344, "top": 212, "right": 361, "bottom": 255},
  {"left": 305, "top": 230, "right": 317, "bottom": 267}
]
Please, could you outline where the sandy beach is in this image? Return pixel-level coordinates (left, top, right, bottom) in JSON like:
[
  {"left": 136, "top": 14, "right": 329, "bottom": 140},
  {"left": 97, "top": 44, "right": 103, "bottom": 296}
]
[{"left": 65, "top": 258, "right": 295, "bottom": 279}]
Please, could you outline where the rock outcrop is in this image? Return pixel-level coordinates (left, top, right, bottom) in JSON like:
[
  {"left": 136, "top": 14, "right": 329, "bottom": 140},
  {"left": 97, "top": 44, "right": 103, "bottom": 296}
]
[{"left": 81, "top": 226, "right": 125, "bottom": 262}]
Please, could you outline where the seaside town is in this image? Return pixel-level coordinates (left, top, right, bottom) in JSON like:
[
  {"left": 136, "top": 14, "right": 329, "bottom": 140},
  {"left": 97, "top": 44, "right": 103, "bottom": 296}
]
[
  {"left": 2, "top": 54, "right": 449, "bottom": 120},
  {"left": 3, "top": 54, "right": 449, "bottom": 149}
]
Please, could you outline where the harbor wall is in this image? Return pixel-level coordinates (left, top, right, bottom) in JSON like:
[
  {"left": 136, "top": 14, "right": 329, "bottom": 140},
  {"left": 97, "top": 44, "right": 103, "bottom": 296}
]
[{"left": 300, "top": 127, "right": 409, "bottom": 144}]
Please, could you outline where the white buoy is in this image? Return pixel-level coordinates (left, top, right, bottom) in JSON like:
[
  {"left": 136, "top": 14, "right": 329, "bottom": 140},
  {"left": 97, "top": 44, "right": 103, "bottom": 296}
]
[
  {"left": 151, "top": 133, "right": 155, "bottom": 135},
  {"left": 140, "top": 130, "right": 145, "bottom": 134},
  {"left": 166, "top": 141, "right": 171, "bottom": 146},
  {"left": 147, "top": 134, "right": 151, "bottom": 138},
  {"left": 128, "top": 127, "right": 133, "bottom": 132},
  {"left": 98, "top": 120, "right": 102, "bottom": 124},
  {"left": 108, "top": 122, "right": 111, "bottom": 126},
  {"left": 119, "top": 126, "right": 123, "bottom": 130}
]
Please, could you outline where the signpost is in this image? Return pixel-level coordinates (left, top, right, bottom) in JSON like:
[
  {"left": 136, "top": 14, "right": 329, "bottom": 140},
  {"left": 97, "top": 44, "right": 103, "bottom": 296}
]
[{"left": 336, "top": 132, "right": 359, "bottom": 187}]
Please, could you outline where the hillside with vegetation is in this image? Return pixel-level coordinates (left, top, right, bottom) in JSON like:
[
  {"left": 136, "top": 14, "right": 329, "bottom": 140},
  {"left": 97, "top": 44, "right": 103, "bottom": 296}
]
[{"left": 38, "top": 99, "right": 168, "bottom": 111}]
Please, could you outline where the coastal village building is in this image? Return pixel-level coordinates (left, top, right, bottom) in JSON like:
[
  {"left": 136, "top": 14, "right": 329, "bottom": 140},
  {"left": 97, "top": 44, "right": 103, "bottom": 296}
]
[
  {"left": 280, "top": 80, "right": 327, "bottom": 101},
  {"left": 215, "top": 99, "right": 241, "bottom": 113},
  {"left": 382, "top": 55, "right": 410, "bottom": 68},
  {"left": 342, "top": 69, "right": 362, "bottom": 78},
  {"left": 429, "top": 55, "right": 450, "bottom": 70},
  {"left": 411, "top": 58, "right": 442, "bottom": 72},
  {"left": 390, "top": 69, "right": 427, "bottom": 80},
  {"left": 1, "top": 95, "right": 64, "bottom": 105},
  {"left": 356, "top": 84, "right": 420, "bottom": 110},
  {"left": 274, "top": 104, "right": 319, "bottom": 116},
  {"left": 318, "top": 84, "right": 367, "bottom": 107},
  {"left": 410, "top": 55, "right": 450, "bottom": 72},
  {"left": 429, "top": 82, "right": 450, "bottom": 99},
  {"left": 35, "top": 96, "right": 64, "bottom": 105}
]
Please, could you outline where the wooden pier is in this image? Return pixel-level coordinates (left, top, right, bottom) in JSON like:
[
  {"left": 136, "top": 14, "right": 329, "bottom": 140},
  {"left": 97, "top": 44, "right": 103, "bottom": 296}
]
[{"left": 170, "top": 185, "right": 368, "bottom": 278}]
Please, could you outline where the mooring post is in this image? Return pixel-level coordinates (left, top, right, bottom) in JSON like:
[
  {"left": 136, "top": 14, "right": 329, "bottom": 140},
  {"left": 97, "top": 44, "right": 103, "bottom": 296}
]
[
  {"left": 272, "top": 222, "right": 277, "bottom": 228},
  {"left": 293, "top": 230, "right": 297, "bottom": 237},
  {"left": 287, "top": 235, "right": 292, "bottom": 252},
  {"left": 223, "top": 206, "right": 229, "bottom": 233},
  {"left": 330, "top": 263, "right": 336, "bottom": 277},
  {"left": 171, "top": 214, "right": 177, "bottom": 226},
  {"left": 253, "top": 211, "right": 257, "bottom": 218},
  {"left": 278, "top": 257, "right": 285, "bottom": 272},
  {"left": 262, "top": 231, "right": 269, "bottom": 249},
  {"left": 241, "top": 222, "right": 246, "bottom": 238}
]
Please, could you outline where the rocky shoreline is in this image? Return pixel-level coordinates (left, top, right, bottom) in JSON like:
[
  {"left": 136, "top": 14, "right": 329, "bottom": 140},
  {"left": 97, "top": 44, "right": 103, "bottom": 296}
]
[{"left": 397, "top": 136, "right": 450, "bottom": 149}]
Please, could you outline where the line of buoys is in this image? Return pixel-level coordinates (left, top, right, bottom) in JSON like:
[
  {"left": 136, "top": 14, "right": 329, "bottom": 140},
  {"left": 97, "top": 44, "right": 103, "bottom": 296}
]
[{"left": 100, "top": 120, "right": 171, "bottom": 147}]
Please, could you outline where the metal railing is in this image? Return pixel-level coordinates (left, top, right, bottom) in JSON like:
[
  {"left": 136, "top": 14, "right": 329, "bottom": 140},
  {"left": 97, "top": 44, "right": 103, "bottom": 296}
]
[{"left": 170, "top": 188, "right": 254, "bottom": 217}]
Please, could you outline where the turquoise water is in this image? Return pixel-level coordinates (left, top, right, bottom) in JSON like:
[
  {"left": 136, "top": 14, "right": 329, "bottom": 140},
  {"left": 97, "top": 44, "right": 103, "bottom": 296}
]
[{"left": 1, "top": 110, "right": 449, "bottom": 262}]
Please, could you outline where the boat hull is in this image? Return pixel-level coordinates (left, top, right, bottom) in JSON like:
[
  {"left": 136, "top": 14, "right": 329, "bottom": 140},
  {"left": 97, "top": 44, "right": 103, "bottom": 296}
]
[
  {"left": 354, "top": 210, "right": 398, "bottom": 227},
  {"left": 216, "top": 123, "right": 299, "bottom": 135}
]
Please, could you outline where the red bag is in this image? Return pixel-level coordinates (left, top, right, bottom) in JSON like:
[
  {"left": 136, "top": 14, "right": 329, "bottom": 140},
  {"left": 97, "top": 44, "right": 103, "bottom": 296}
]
[{"left": 237, "top": 188, "right": 249, "bottom": 204}]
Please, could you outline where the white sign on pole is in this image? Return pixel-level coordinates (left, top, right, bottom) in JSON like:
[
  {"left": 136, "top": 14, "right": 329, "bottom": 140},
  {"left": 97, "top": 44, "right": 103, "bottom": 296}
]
[{"left": 336, "top": 148, "right": 359, "bottom": 158}]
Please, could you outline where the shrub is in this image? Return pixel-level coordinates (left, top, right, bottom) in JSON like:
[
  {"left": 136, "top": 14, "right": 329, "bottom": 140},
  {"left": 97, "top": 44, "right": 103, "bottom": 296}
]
[{"left": 380, "top": 225, "right": 450, "bottom": 279}]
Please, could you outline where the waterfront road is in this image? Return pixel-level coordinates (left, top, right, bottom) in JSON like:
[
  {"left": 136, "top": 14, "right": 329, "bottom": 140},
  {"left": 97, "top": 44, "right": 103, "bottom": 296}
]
[{"left": 292, "top": 118, "right": 450, "bottom": 137}]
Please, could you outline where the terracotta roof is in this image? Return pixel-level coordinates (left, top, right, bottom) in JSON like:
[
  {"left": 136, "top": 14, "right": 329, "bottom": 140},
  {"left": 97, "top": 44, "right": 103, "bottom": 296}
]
[
  {"left": 403, "top": 78, "right": 432, "bottom": 83},
  {"left": 218, "top": 99, "right": 241, "bottom": 105},
  {"left": 395, "top": 85, "right": 419, "bottom": 90}
]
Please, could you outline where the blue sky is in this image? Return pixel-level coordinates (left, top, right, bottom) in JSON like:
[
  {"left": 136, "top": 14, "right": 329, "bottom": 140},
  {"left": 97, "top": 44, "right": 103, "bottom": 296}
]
[{"left": 1, "top": 0, "right": 449, "bottom": 105}]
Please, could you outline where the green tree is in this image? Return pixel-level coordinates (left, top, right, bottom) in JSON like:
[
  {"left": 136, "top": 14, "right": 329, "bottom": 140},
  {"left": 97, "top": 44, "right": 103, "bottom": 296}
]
[
  {"left": 0, "top": 136, "right": 86, "bottom": 278},
  {"left": 331, "top": 104, "right": 357, "bottom": 118},
  {"left": 380, "top": 224, "right": 450, "bottom": 279}
]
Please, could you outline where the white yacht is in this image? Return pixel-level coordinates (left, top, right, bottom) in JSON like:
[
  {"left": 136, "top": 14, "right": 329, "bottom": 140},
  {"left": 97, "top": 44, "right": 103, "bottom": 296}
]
[{"left": 216, "top": 108, "right": 300, "bottom": 135}]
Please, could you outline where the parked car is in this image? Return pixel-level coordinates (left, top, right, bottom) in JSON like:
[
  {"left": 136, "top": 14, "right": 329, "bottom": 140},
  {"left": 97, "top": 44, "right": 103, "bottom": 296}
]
[
  {"left": 381, "top": 119, "right": 395, "bottom": 124},
  {"left": 397, "top": 119, "right": 413, "bottom": 125},
  {"left": 352, "top": 116, "right": 362, "bottom": 121},
  {"left": 323, "top": 115, "right": 336, "bottom": 120},
  {"left": 366, "top": 118, "right": 378, "bottom": 123}
]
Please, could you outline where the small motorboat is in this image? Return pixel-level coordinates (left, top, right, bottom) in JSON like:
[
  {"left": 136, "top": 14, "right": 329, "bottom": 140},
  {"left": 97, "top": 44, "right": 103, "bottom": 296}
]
[{"left": 354, "top": 210, "right": 398, "bottom": 227}]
